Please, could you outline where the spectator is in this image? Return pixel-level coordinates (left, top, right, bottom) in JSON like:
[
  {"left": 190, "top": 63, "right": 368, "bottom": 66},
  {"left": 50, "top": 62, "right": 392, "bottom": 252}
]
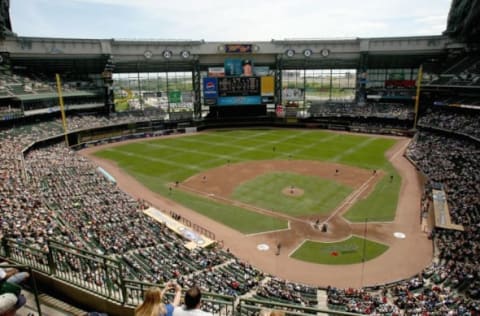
[
  {"left": 173, "top": 286, "right": 212, "bottom": 316},
  {"left": 0, "top": 293, "right": 26, "bottom": 316},
  {"left": 135, "top": 282, "right": 182, "bottom": 316},
  {"left": 0, "top": 265, "right": 29, "bottom": 285}
]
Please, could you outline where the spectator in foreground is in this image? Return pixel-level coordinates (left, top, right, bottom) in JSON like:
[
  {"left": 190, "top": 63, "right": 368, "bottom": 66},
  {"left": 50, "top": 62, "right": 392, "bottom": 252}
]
[
  {"left": 135, "top": 282, "right": 182, "bottom": 316},
  {"left": 0, "top": 265, "right": 30, "bottom": 285},
  {"left": 260, "top": 310, "right": 285, "bottom": 316},
  {"left": 0, "top": 293, "right": 26, "bottom": 316},
  {"left": 173, "top": 286, "right": 212, "bottom": 316}
]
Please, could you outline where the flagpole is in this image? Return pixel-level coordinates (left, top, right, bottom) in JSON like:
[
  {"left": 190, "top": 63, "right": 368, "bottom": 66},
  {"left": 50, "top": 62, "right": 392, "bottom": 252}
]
[{"left": 55, "top": 74, "right": 69, "bottom": 146}]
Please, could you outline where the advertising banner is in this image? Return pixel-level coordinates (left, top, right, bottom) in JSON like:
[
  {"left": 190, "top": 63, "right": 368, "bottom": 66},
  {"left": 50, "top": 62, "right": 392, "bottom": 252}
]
[
  {"left": 217, "top": 96, "right": 261, "bottom": 106},
  {"left": 254, "top": 66, "right": 270, "bottom": 76},
  {"left": 225, "top": 44, "right": 253, "bottom": 53},
  {"left": 208, "top": 67, "right": 225, "bottom": 77},
  {"left": 203, "top": 77, "right": 218, "bottom": 98},
  {"left": 261, "top": 76, "right": 274, "bottom": 96},
  {"left": 168, "top": 91, "right": 182, "bottom": 103},
  {"left": 224, "top": 59, "right": 243, "bottom": 76}
]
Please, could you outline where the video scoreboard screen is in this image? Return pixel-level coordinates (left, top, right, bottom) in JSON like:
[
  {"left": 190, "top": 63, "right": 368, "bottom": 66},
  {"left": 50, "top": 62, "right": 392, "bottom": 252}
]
[
  {"left": 203, "top": 58, "right": 274, "bottom": 106},
  {"left": 218, "top": 77, "right": 260, "bottom": 97}
]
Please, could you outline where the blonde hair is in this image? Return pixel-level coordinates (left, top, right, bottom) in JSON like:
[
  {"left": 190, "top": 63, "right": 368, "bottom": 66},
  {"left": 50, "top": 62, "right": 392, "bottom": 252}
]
[
  {"left": 260, "top": 309, "right": 285, "bottom": 316},
  {"left": 135, "top": 287, "right": 167, "bottom": 316}
]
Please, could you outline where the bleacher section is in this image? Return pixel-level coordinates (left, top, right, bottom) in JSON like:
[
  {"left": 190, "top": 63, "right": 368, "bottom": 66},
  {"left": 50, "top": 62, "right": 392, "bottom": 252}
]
[
  {"left": 308, "top": 101, "right": 414, "bottom": 120},
  {"left": 0, "top": 72, "right": 104, "bottom": 118}
]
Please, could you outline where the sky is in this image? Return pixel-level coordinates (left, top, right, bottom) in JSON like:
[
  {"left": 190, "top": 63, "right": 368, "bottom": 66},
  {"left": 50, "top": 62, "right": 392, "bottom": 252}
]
[{"left": 10, "top": 0, "right": 452, "bottom": 41}]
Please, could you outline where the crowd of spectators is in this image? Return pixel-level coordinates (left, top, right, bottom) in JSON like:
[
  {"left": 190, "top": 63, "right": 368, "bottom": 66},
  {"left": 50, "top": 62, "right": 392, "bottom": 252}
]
[
  {"left": 418, "top": 107, "right": 480, "bottom": 139},
  {"left": 406, "top": 131, "right": 480, "bottom": 300},
  {"left": 2, "top": 109, "right": 480, "bottom": 314},
  {"left": 388, "top": 276, "right": 472, "bottom": 315},
  {"left": 326, "top": 286, "right": 398, "bottom": 314},
  {"left": 0, "top": 114, "right": 321, "bottom": 310},
  {"left": 177, "top": 260, "right": 263, "bottom": 297},
  {"left": 124, "top": 240, "right": 231, "bottom": 283},
  {"left": 256, "top": 278, "right": 318, "bottom": 307},
  {"left": 308, "top": 101, "right": 414, "bottom": 120}
]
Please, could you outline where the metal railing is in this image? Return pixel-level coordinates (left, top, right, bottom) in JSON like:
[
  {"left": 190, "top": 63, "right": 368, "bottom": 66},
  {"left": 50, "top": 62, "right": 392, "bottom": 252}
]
[
  {"left": 3, "top": 239, "right": 50, "bottom": 274},
  {"left": 238, "top": 298, "right": 364, "bottom": 316},
  {"left": 1, "top": 239, "right": 364, "bottom": 315},
  {"left": 48, "top": 239, "right": 126, "bottom": 303}
]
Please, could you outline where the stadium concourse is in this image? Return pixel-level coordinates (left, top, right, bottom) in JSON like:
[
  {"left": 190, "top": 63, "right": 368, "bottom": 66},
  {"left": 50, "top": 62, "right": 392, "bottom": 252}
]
[{"left": 0, "top": 108, "right": 479, "bottom": 314}]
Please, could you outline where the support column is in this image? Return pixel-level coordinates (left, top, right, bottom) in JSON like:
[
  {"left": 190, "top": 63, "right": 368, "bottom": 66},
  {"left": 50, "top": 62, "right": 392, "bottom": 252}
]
[
  {"left": 192, "top": 61, "right": 202, "bottom": 119},
  {"left": 356, "top": 52, "right": 368, "bottom": 104},
  {"left": 274, "top": 55, "right": 283, "bottom": 106}
]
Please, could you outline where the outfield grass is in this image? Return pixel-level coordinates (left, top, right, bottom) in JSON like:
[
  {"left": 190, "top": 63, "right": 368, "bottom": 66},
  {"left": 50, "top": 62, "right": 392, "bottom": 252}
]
[
  {"left": 95, "top": 129, "right": 400, "bottom": 231},
  {"left": 291, "top": 236, "right": 389, "bottom": 264},
  {"left": 232, "top": 172, "right": 352, "bottom": 217}
]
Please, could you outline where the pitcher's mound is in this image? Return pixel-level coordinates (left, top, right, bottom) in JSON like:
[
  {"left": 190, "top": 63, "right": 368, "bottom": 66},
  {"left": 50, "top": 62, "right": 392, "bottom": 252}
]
[{"left": 282, "top": 187, "right": 304, "bottom": 197}]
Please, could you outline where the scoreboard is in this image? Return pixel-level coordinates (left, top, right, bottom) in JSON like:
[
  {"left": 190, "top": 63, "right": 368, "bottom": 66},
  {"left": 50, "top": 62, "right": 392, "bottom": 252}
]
[
  {"left": 218, "top": 77, "right": 260, "bottom": 97},
  {"left": 203, "top": 75, "right": 274, "bottom": 106}
]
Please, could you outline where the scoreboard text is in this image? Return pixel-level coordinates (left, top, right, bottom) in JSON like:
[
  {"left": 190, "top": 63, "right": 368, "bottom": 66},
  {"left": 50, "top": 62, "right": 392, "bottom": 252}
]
[{"left": 218, "top": 77, "right": 260, "bottom": 97}]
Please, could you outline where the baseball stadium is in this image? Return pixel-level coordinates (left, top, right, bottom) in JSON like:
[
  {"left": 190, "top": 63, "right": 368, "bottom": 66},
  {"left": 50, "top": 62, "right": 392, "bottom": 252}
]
[{"left": 0, "top": 1, "right": 479, "bottom": 315}]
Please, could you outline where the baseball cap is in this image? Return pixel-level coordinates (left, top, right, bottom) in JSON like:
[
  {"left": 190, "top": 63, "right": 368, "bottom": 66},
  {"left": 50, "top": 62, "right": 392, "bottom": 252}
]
[{"left": 0, "top": 293, "right": 26, "bottom": 313}]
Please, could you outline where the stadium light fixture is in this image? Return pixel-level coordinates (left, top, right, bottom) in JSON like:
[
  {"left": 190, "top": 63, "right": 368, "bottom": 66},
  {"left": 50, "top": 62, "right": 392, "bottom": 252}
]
[
  {"left": 180, "top": 50, "right": 190, "bottom": 59},
  {"left": 285, "top": 49, "right": 295, "bottom": 57},
  {"left": 303, "top": 49, "right": 313, "bottom": 57},
  {"left": 162, "top": 50, "right": 173, "bottom": 59},
  {"left": 144, "top": 50, "right": 153, "bottom": 59}
]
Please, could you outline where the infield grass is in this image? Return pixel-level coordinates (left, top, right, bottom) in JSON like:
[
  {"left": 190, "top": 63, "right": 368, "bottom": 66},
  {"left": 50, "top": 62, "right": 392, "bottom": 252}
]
[
  {"left": 232, "top": 172, "right": 352, "bottom": 217},
  {"left": 95, "top": 129, "right": 401, "bottom": 232},
  {"left": 291, "top": 236, "right": 389, "bottom": 264}
]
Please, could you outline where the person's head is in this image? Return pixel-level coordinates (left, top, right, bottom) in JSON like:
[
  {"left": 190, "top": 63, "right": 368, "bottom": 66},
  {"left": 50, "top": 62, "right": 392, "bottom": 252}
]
[
  {"left": 184, "top": 286, "right": 202, "bottom": 310},
  {"left": 269, "top": 310, "right": 285, "bottom": 316},
  {"left": 135, "top": 287, "right": 165, "bottom": 316},
  {"left": 0, "top": 293, "right": 26, "bottom": 316}
]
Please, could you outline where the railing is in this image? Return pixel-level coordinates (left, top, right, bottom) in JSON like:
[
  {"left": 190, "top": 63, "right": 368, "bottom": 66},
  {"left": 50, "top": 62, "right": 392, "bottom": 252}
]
[
  {"left": 238, "top": 298, "right": 364, "bottom": 316},
  {"left": 3, "top": 239, "right": 51, "bottom": 274},
  {"left": 1, "top": 240, "right": 363, "bottom": 316},
  {"left": 48, "top": 239, "right": 126, "bottom": 303}
]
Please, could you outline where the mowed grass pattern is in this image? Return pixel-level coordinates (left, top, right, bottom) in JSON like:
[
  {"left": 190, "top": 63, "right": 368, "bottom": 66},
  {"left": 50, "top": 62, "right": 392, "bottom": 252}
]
[
  {"left": 95, "top": 129, "right": 400, "bottom": 232},
  {"left": 291, "top": 237, "right": 389, "bottom": 264},
  {"left": 232, "top": 172, "right": 352, "bottom": 217}
]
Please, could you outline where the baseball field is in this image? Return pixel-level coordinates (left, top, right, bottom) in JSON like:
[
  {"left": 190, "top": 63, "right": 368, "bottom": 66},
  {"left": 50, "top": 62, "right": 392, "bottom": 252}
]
[{"left": 92, "top": 129, "right": 402, "bottom": 265}]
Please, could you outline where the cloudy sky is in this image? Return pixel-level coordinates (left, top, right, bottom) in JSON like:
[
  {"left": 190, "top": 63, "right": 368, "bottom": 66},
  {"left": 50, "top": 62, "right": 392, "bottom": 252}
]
[{"left": 11, "top": 0, "right": 452, "bottom": 41}]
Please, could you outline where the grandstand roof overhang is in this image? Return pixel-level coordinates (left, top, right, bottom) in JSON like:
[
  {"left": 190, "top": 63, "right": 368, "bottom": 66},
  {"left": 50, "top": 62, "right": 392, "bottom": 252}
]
[{"left": 0, "top": 35, "right": 465, "bottom": 74}]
